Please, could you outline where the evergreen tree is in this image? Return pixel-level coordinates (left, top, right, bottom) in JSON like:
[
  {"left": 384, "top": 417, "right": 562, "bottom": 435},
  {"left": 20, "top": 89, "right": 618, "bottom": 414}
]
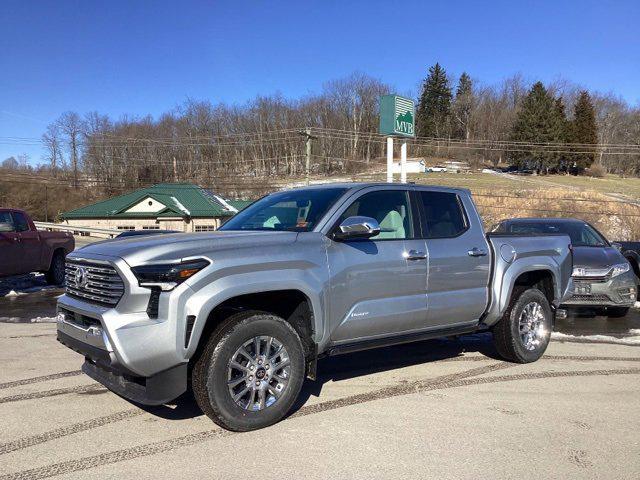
[
  {"left": 571, "top": 90, "right": 598, "bottom": 172},
  {"left": 553, "top": 96, "right": 570, "bottom": 172},
  {"left": 416, "top": 63, "right": 452, "bottom": 138},
  {"left": 453, "top": 72, "right": 474, "bottom": 140},
  {"left": 509, "top": 82, "right": 563, "bottom": 172}
]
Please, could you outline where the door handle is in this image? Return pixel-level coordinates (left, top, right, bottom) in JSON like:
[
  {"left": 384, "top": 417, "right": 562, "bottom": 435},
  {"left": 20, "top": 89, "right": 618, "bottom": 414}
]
[
  {"left": 404, "top": 250, "right": 427, "bottom": 260},
  {"left": 468, "top": 247, "right": 487, "bottom": 257}
]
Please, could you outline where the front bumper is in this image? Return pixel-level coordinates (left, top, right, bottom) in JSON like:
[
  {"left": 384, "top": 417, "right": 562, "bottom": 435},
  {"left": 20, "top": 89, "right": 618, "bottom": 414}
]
[
  {"left": 56, "top": 310, "right": 188, "bottom": 405},
  {"left": 56, "top": 252, "right": 195, "bottom": 405},
  {"left": 561, "top": 270, "right": 637, "bottom": 308}
]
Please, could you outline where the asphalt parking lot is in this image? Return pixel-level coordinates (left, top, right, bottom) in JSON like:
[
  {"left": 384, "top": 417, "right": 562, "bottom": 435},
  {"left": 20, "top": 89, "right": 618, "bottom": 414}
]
[
  {"left": 1, "top": 285, "right": 640, "bottom": 479},
  {"left": 1, "top": 321, "right": 640, "bottom": 479}
]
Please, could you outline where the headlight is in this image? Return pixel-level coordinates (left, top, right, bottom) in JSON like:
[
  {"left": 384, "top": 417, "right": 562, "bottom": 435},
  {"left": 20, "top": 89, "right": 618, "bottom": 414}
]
[
  {"left": 611, "top": 262, "right": 630, "bottom": 277},
  {"left": 131, "top": 259, "right": 210, "bottom": 291}
]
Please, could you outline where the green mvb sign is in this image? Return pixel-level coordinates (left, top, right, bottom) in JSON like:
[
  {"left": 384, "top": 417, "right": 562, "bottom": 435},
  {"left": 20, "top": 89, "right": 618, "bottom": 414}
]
[{"left": 379, "top": 94, "right": 415, "bottom": 137}]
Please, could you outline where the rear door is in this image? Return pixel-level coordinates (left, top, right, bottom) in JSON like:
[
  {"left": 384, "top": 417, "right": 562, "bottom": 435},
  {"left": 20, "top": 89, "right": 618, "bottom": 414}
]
[
  {"left": 415, "top": 189, "right": 490, "bottom": 327},
  {"left": 0, "top": 211, "right": 21, "bottom": 276}
]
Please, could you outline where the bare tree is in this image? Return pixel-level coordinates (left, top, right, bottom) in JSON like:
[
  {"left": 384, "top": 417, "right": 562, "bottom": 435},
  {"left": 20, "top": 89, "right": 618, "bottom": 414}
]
[{"left": 56, "top": 111, "right": 85, "bottom": 188}]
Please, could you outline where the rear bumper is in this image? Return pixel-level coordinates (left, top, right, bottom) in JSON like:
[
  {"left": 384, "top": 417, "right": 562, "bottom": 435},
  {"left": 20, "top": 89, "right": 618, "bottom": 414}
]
[{"left": 57, "top": 329, "right": 187, "bottom": 405}]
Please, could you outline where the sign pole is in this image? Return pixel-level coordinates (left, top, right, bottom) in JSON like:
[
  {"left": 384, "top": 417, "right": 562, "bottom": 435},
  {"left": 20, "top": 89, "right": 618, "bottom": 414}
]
[
  {"left": 386, "top": 137, "right": 393, "bottom": 183},
  {"left": 400, "top": 142, "right": 407, "bottom": 183}
]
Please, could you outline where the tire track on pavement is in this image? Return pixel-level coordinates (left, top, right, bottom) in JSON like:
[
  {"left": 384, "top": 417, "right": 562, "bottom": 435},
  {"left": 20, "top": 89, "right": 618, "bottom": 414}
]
[
  {"left": 0, "top": 371, "right": 82, "bottom": 390},
  {"left": 3, "top": 365, "right": 640, "bottom": 480},
  {"left": 0, "top": 409, "right": 143, "bottom": 455},
  {"left": 0, "top": 384, "right": 104, "bottom": 404},
  {"left": 0, "top": 362, "right": 506, "bottom": 479}
]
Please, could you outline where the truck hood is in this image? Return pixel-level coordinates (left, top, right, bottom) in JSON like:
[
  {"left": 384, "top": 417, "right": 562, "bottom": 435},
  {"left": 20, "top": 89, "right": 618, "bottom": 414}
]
[
  {"left": 572, "top": 246, "right": 626, "bottom": 269},
  {"left": 71, "top": 231, "right": 298, "bottom": 265}
]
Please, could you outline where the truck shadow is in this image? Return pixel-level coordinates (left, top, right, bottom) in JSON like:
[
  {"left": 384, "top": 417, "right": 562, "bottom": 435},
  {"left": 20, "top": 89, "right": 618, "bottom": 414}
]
[{"left": 140, "top": 333, "right": 498, "bottom": 421}]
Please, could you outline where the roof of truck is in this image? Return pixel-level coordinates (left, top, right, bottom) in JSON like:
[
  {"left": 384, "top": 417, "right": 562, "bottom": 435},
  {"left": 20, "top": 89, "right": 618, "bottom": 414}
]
[{"left": 295, "top": 182, "right": 471, "bottom": 194}]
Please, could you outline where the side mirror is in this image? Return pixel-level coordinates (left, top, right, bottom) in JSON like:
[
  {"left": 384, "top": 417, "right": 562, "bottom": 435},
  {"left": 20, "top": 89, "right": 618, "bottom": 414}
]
[
  {"left": 333, "top": 216, "right": 380, "bottom": 241},
  {"left": 611, "top": 242, "right": 622, "bottom": 252}
]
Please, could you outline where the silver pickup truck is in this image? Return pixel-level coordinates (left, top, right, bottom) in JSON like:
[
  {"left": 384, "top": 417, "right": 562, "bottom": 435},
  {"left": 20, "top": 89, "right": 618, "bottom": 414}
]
[{"left": 57, "top": 183, "right": 573, "bottom": 431}]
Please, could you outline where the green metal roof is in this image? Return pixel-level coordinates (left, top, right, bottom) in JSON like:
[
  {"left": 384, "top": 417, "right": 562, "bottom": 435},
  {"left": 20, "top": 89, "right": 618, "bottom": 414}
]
[{"left": 61, "top": 183, "right": 249, "bottom": 219}]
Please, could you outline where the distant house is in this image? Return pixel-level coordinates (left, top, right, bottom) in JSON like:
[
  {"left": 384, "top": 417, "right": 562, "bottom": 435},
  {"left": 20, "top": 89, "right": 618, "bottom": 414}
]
[{"left": 60, "top": 183, "right": 252, "bottom": 232}]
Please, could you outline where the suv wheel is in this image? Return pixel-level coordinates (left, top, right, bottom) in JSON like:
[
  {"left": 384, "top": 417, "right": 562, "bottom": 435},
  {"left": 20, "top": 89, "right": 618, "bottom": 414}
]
[
  {"left": 192, "top": 311, "right": 305, "bottom": 431},
  {"left": 45, "top": 251, "right": 65, "bottom": 285},
  {"left": 492, "top": 287, "right": 552, "bottom": 363}
]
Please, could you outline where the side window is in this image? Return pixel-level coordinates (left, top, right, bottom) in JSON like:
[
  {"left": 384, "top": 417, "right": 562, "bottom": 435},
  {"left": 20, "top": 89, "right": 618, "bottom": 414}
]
[
  {"left": 12, "top": 212, "right": 30, "bottom": 232},
  {"left": 418, "top": 191, "right": 468, "bottom": 238},
  {"left": 0, "top": 212, "right": 16, "bottom": 232},
  {"left": 337, "top": 190, "right": 413, "bottom": 240}
]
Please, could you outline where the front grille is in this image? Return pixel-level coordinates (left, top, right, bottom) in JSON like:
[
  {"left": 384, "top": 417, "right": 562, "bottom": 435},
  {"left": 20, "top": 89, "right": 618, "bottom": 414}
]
[
  {"left": 65, "top": 260, "right": 125, "bottom": 307},
  {"left": 568, "top": 294, "right": 611, "bottom": 303}
]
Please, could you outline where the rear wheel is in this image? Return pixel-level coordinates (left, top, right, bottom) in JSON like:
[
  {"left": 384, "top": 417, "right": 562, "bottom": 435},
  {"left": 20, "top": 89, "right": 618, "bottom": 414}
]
[
  {"left": 606, "top": 307, "right": 630, "bottom": 318},
  {"left": 192, "top": 311, "right": 305, "bottom": 431},
  {"left": 492, "top": 287, "right": 552, "bottom": 363},
  {"left": 45, "top": 251, "right": 65, "bottom": 285}
]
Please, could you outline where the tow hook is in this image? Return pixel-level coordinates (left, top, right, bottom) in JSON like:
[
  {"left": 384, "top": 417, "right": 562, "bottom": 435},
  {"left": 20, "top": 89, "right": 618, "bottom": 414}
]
[{"left": 555, "top": 308, "right": 567, "bottom": 320}]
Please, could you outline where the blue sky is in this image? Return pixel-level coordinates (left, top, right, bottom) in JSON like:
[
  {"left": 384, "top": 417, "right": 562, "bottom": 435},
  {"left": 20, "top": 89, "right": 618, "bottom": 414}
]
[{"left": 2, "top": 0, "right": 639, "bottom": 162}]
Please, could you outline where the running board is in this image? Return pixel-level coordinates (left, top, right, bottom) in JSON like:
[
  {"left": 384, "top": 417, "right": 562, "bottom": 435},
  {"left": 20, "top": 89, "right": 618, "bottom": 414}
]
[{"left": 326, "top": 324, "right": 481, "bottom": 357}]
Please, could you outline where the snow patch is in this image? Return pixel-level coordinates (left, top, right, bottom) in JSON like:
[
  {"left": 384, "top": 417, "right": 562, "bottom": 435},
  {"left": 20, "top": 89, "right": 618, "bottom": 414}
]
[
  {"left": 171, "top": 197, "right": 191, "bottom": 216},
  {"left": 4, "top": 290, "right": 25, "bottom": 297},
  {"left": 551, "top": 331, "right": 640, "bottom": 347},
  {"left": 30, "top": 316, "right": 60, "bottom": 323},
  {"left": 0, "top": 317, "right": 21, "bottom": 323},
  {"left": 213, "top": 195, "right": 238, "bottom": 213}
]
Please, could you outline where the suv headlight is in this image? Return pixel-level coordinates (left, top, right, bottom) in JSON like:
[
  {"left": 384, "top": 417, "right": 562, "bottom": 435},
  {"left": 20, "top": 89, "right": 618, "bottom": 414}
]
[
  {"left": 611, "top": 263, "right": 630, "bottom": 277},
  {"left": 131, "top": 259, "right": 210, "bottom": 291}
]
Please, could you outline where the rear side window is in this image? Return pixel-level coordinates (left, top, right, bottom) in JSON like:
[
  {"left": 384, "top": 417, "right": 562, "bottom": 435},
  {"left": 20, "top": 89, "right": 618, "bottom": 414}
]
[
  {"left": 418, "top": 191, "right": 467, "bottom": 238},
  {"left": 12, "top": 212, "right": 30, "bottom": 232}
]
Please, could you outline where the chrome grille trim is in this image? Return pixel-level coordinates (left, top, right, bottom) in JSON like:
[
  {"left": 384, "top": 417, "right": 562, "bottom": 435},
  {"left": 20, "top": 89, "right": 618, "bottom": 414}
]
[{"left": 65, "top": 260, "right": 125, "bottom": 307}]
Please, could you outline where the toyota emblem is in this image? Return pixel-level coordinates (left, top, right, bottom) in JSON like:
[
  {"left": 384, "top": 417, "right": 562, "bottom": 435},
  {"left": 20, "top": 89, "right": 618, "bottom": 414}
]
[{"left": 75, "top": 267, "right": 89, "bottom": 288}]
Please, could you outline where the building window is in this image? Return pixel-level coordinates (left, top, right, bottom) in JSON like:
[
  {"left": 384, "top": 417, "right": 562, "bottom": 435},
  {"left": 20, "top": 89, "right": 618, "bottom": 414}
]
[
  {"left": 195, "top": 225, "right": 216, "bottom": 232},
  {"left": 117, "top": 226, "right": 135, "bottom": 230},
  {"left": 142, "top": 226, "right": 160, "bottom": 230}
]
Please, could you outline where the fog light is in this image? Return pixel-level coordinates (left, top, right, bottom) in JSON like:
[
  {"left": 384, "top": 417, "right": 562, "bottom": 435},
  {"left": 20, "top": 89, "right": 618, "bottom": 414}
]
[{"left": 618, "top": 287, "right": 636, "bottom": 301}]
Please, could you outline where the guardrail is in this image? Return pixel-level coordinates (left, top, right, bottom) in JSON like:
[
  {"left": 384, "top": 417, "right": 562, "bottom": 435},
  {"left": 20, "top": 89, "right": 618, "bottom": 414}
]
[{"left": 34, "top": 221, "right": 120, "bottom": 239}]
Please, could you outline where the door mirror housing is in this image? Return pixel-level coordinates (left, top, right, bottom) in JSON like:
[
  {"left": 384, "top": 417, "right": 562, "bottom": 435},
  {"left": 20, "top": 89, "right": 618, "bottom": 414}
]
[
  {"left": 611, "top": 242, "right": 623, "bottom": 252},
  {"left": 333, "top": 216, "right": 380, "bottom": 241}
]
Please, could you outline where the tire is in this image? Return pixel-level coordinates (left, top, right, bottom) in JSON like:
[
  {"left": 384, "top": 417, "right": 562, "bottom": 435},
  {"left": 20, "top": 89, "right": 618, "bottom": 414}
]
[
  {"left": 492, "top": 287, "right": 552, "bottom": 363},
  {"left": 192, "top": 310, "right": 305, "bottom": 431},
  {"left": 607, "top": 307, "right": 630, "bottom": 318},
  {"left": 45, "top": 250, "right": 65, "bottom": 285}
]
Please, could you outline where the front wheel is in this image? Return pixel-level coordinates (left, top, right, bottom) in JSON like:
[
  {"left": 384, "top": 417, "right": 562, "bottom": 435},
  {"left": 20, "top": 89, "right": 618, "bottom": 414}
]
[
  {"left": 492, "top": 287, "right": 553, "bottom": 363},
  {"left": 45, "top": 251, "right": 65, "bottom": 285},
  {"left": 192, "top": 311, "right": 305, "bottom": 431}
]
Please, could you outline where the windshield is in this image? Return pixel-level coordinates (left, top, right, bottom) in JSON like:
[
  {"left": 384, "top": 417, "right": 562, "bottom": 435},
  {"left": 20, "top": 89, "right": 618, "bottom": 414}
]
[
  {"left": 497, "top": 221, "right": 608, "bottom": 247},
  {"left": 220, "top": 187, "right": 348, "bottom": 232}
]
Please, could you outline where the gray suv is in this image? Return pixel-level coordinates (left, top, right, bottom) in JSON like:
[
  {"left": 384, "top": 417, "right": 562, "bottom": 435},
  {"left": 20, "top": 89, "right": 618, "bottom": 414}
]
[
  {"left": 57, "top": 184, "right": 573, "bottom": 431},
  {"left": 492, "top": 218, "right": 637, "bottom": 317}
]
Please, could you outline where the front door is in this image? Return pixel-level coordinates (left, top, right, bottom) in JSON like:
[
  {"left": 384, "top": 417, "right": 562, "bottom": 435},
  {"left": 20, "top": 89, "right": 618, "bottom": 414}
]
[
  {"left": 326, "top": 187, "right": 428, "bottom": 343},
  {"left": 0, "top": 212, "right": 21, "bottom": 276},
  {"left": 13, "top": 211, "right": 42, "bottom": 272}
]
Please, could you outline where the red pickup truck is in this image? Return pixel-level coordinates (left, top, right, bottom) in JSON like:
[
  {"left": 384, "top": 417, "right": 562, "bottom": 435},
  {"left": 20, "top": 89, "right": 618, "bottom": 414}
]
[{"left": 0, "top": 208, "right": 75, "bottom": 284}]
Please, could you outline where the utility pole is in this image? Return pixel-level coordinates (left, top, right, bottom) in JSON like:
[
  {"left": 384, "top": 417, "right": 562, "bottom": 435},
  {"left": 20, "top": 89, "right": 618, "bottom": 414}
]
[
  {"left": 299, "top": 128, "right": 317, "bottom": 185},
  {"left": 44, "top": 185, "right": 49, "bottom": 222}
]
